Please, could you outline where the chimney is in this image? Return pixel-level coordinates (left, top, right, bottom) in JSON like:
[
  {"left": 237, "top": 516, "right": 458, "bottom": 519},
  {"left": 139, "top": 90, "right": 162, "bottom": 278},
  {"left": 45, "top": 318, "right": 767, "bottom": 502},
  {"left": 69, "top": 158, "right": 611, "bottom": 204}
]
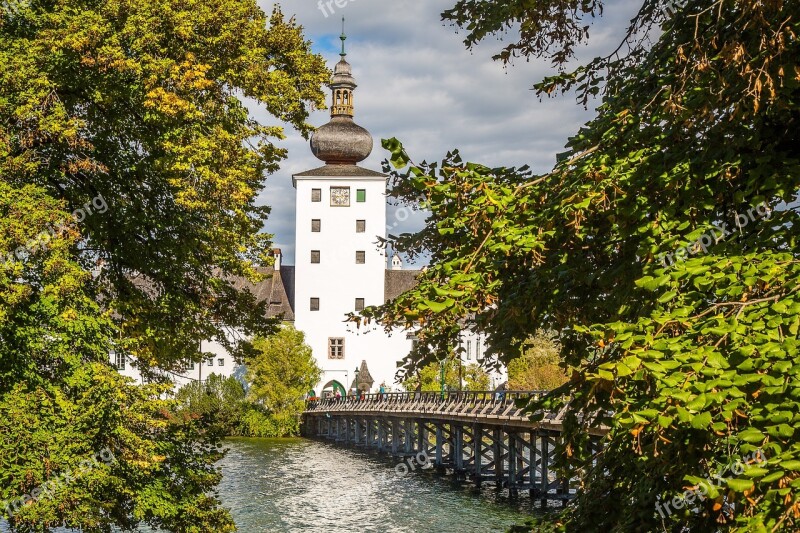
[{"left": 273, "top": 249, "right": 282, "bottom": 271}]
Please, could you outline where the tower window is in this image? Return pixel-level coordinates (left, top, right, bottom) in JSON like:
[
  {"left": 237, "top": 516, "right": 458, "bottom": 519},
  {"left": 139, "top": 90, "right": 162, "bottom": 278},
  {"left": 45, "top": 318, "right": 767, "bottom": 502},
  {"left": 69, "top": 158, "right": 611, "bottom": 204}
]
[
  {"left": 113, "top": 351, "right": 126, "bottom": 371},
  {"left": 312, "top": 219, "right": 321, "bottom": 232},
  {"left": 355, "top": 298, "right": 365, "bottom": 312},
  {"left": 356, "top": 189, "right": 366, "bottom": 203},
  {"left": 311, "top": 189, "right": 321, "bottom": 202},
  {"left": 310, "top": 298, "right": 320, "bottom": 311},
  {"left": 466, "top": 340, "right": 472, "bottom": 361},
  {"left": 331, "top": 187, "right": 350, "bottom": 207},
  {"left": 218, "top": 358, "right": 225, "bottom": 367},
  {"left": 355, "top": 251, "right": 366, "bottom": 264},
  {"left": 207, "top": 359, "right": 214, "bottom": 367},
  {"left": 311, "top": 250, "right": 320, "bottom": 264},
  {"left": 356, "top": 220, "right": 366, "bottom": 233},
  {"left": 329, "top": 338, "right": 345, "bottom": 359}
]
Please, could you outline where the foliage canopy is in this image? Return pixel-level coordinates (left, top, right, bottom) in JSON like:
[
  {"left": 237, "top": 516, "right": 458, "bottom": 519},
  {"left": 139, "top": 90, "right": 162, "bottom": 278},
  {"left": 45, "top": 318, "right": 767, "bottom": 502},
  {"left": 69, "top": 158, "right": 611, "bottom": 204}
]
[
  {"left": 0, "top": 185, "right": 235, "bottom": 532},
  {"left": 1, "top": 0, "right": 327, "bottom": 529},
  {"left": 403, "top": 358, "right": 491, "bottom": 392},
  {"left": 507, "top": 332, "right": 568, "bottom": 392},
  {"left": 1, "top": 0, "right": 328, "bottom": 372},
  {"left": 246, "top": 325, "right": 321, "bottom": 435},
  {"left": 362, "top": 1, "right": 800, "bottom": 530}
]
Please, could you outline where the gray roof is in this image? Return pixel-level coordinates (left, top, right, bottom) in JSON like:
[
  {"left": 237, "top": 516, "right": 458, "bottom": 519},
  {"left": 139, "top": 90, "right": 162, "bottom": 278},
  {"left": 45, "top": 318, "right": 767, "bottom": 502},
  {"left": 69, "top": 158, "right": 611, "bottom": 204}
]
[
  {"left": 229, "top": 266, "right": 295, "bottom": 321},
  {"left": 121, "top": 266, "right": 295, "bottom": 322},
  {"left": 385, "top": 269, "right": 421, "bottom": 302},
  {"left": 294, "top": 164, "right": 386, "bottom": 178}
]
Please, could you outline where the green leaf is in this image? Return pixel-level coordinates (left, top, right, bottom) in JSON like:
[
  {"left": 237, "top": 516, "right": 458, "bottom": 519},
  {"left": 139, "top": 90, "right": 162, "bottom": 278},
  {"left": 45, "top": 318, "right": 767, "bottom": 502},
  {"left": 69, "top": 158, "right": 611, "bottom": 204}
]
[
  {"left": 690, "top": 412, "right": 712, "bottom": 429},
  {"left": 726, "top": 478, "right": 754, "bottom": 492}
]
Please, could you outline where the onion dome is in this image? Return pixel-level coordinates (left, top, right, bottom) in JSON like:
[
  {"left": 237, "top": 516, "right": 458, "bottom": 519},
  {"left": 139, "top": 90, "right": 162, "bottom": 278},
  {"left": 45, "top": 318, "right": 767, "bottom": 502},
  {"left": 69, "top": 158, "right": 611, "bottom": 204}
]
[{"left": 310, "top": 19, "right": 374, "bottom": 165}]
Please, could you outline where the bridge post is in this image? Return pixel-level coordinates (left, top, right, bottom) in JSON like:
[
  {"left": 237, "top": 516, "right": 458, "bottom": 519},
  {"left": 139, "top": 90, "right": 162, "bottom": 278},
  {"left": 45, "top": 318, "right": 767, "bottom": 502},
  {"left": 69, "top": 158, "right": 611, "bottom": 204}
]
[
  {"left": 417, "top": 420, "right": 425, "bottom": 456},
  {"left": 530, "top": 430, "right": 538, "bottom": 498},
  {"left": 453, "top": 424, "right": 464, "bottom": 478},
  {"left": 508, "top": 432, "right": 518, "bottom": 497},
  {"left": 474, "top": 423, "right": 483, "bottom": 487},
  {"left": 493, "top": 428, "right": 503, "bottom": 488},
  {"left": 435, "top": 424, "right": 444, "bottom": 471},
  {"left": 404, "top": 419, "right": 413, "bottom": 455},
  {"left": 391, "top": 420, "right": 400, "bottom": 456},
  {"left": 541, "top": 433, "right": 549, "bottom": 506}
]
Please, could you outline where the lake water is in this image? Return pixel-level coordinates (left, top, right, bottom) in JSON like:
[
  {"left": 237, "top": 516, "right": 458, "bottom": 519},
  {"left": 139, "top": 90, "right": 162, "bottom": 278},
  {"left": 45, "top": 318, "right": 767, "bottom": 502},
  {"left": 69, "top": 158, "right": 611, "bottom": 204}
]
[
  {"left": 220, "top": 438, "right": 541, "bottom": 532},
  {"left": 2, "top": 438, "right": 545, "bottom": 532}
]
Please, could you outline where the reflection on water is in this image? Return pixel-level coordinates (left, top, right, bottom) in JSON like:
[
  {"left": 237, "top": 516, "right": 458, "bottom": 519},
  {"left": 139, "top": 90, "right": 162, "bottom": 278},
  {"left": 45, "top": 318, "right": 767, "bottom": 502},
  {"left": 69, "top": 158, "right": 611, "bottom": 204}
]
[
  {"left": 2, "top": 438, "right": 545, "bottom": 532},
  {"left": 220, "top": 438, "right": 539, "bottom": 532}
]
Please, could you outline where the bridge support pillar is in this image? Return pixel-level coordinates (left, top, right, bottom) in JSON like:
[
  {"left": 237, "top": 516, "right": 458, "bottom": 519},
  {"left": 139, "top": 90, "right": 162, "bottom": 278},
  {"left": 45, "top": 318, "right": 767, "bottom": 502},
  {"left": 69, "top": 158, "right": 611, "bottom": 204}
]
[
  {"left": 493, "top": 428, "right": 503, "bottom": 488},
  {"left": 540, "top": 433, "right": 549, "bottom": 506},
  {"left": 474, "top": 424, "right": 483, "bottom": 487},
  {"left": 453, "top": 424, "right": 464, "bottom": 478},
  {"left": 509, "top": 432, "right": 518, "bottom": 496},
  {"left": 391, "top": 420, "right": 400, "bottom": 456},
  {"left": 435, "top": 424, "right": 444, "bottom": 471},
  {"left": 530, "top": 431, "right": 538, "bottom": 498}
]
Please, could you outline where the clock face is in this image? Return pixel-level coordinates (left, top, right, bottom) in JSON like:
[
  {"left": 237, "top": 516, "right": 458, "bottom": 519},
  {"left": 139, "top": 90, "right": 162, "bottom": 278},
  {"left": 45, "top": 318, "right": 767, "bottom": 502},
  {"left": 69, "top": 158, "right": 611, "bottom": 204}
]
[{"left": 331, "top": 187, "right": 350, "bottom": 207}]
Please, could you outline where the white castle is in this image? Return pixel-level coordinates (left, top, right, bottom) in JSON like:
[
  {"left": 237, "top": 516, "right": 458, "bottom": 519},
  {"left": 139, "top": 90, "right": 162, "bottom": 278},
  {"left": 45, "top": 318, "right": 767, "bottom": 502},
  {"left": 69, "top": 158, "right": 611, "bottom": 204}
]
[{"left": 114, "top": 34, "right": 506, "bottom": 396}]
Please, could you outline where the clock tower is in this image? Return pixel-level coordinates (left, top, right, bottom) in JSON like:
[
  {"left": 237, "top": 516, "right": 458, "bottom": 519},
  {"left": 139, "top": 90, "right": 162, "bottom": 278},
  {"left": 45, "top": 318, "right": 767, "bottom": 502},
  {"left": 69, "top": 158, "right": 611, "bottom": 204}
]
[{"left": 293, "top": 24, "right": 401, "bottom": 396}]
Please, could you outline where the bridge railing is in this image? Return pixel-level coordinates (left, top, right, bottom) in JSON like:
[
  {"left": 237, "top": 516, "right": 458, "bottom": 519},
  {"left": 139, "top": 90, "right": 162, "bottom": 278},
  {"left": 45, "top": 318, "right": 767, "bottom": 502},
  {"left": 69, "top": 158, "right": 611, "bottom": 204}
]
[{"left": 304, "top": 390, "right": 566, "bottom": 425}]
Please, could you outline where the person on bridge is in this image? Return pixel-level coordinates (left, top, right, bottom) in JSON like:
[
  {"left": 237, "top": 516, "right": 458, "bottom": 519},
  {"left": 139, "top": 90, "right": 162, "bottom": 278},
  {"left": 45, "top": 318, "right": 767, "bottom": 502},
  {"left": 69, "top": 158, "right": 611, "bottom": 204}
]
[
  {"left": 495, "top": 382, "right": 507, "bottom": 401},
  {"left": 379, "top": 382, "right": 386, "bottom": 399}
]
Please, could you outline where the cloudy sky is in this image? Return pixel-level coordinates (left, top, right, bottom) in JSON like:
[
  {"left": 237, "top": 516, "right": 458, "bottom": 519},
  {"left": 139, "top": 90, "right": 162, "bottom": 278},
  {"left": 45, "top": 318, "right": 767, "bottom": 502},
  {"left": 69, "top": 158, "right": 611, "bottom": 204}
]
[{"left": 255, "top": 0, "right": 641, "bottom": 265}]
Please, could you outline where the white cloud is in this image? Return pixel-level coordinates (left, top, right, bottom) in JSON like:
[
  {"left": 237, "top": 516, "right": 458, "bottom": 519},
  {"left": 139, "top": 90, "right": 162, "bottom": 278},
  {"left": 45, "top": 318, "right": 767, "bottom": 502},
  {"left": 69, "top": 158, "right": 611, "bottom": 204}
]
[{"left": 255, "top": 0, "right": 642, "bottom": 265}]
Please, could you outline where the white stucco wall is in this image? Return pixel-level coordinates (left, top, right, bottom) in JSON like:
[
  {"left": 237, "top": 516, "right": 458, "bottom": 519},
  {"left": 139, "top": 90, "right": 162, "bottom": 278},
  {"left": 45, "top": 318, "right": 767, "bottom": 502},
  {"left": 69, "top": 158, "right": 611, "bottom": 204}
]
[
  {"left": 292, "top": 173, "right": 414, "bottom": 395},
  {"left": 110, "top": 337, "right": 241, "bottom": 390}
]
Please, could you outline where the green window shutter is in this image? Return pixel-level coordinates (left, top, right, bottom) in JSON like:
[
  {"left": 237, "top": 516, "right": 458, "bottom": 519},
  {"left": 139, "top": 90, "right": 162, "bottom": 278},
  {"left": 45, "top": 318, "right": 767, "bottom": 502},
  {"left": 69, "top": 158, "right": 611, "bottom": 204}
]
[{"left": 356, "top": 189, "right": 366, "bottom": 202}]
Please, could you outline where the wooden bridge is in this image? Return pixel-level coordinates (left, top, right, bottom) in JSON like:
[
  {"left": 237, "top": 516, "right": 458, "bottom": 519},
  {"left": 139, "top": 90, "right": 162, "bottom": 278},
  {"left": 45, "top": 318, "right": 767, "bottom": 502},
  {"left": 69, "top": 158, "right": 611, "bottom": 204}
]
[{"left": 302, "top": 391, "right": 604, "bottom": 503}]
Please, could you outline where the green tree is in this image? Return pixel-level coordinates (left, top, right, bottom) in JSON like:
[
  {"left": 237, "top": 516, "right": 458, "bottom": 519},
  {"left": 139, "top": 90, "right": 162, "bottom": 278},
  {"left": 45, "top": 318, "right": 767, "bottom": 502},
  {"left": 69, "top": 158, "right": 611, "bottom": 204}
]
[
  {"left": 0, "top": 0, "right": 328, "bottom": 372},
  {"left": 246, "top": 326, "right": 321, "bottom": 435},
  {"left": 362, "top": 1, "right": 800, "bottom": 530},
  {"left": 403, "top": 359, "right": 491, "bottom": 392},
  {"left": 0, "top": 184, "right": 235, "bottom": 531},
  {"left": 1, "top": 0, "right": 327, "bottom": 529},
  {"left": 175, "top": 374, "right": 248, "bottom": 435},
  {"left": 507, "top": 332, "right": 568, "bottom": 391}
]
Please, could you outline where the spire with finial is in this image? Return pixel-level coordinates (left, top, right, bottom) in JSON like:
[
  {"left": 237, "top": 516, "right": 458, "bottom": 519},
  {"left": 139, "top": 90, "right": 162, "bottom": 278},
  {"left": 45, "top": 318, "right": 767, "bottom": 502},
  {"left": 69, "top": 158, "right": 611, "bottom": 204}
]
[
  {"left": 340, "top": 17, "right": 347, "bottom": 58},
  {"left": 309, "top": 20, "right": 373, "bottom": 166}
]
